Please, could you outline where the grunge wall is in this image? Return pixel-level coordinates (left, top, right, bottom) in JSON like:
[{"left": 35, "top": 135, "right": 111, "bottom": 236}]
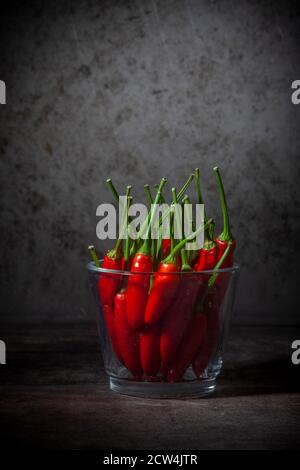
[{"left": 0, "top": 0, "right": 300, "bottom": 324}]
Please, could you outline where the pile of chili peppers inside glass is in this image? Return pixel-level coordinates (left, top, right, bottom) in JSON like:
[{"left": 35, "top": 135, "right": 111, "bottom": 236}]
[{"left": 88, "top": 167, "right": 236, "bottom": 382}]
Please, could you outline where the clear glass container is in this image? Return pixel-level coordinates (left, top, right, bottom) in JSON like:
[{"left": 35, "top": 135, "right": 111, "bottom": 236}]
[{"left": 87, "top": 261, "right": 239, "bottom": 398}]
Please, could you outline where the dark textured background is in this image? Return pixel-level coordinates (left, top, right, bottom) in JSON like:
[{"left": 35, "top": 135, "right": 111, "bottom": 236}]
[{"left": 0, "top": 0, "right": 300, "bottom": 325}]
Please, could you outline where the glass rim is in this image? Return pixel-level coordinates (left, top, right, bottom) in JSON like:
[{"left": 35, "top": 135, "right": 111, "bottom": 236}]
[{"left": 87, "top": 259, "right": 240, "bottom": 276}]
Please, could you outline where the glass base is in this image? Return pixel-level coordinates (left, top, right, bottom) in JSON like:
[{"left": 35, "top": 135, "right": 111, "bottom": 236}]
[{"left": 109, "top": 376, "right": 217, "bottom": 398}]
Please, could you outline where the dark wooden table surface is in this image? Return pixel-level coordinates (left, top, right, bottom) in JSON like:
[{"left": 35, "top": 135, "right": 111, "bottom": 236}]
[{"left": 0, "top": 323, "right": 299, "bottom": 450}]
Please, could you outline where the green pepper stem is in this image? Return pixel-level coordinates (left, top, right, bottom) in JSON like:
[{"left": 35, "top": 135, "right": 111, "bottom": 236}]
[
  {"left": 155, "top": 183, "right": 166, "bottom": 261},
  {"left": 144, "top": 184, "right": 153, "bottom": 206},
  {"left": 88, "top": 245, "right": 100, "bottom": 269},
  {"left": 213, "top": 166, "right": 233, "bottom": 242},
  {"left": 157, "top": 173, "right": 194, "bottom": 231},
  {"left": 130, "top": 239, "right": 137, "bottom": 257},
  {"left": 209, "top": 220, "right": 215, "bottom": 240},
  {"left": 195, "top": 167, "right": 209, "bottom": 227},
  {"left": 140, "top": 177, "right": 167, "bottom": 255},
  {"left": 124, "top": 196, "right": 132, "bottom": 265},
  {"left": 183, "top": 195, "right": 195, "bottom": 232},
  {"left": 114, "top": 185, "right": 132, "bottom": 254},
  {"left": 182, "top": 195, "right": 197, "bottom": 263},
  {"left": 164, "top": 218, "right": 213, "bottom": 262},
  {"left": 138, "top": 178, "right": 167, "bottom": 241},
  {"left": 147, "top": 178, "right": 167, "bottom": 237},
  {"left": 203, "top": 219, "right": 217, "bottom": 250},
  {"left": 138, "top": 174, "right": 194, "bottom": 243},
  {"left": 208, "top": 241, "right": 232, "bottom": 287},
  {"left": 181, "top": 248, "right": 192, "bottom": 271},
  {"left": 156, "top": 228, "right": 162, "bottom": 260},
  {"left": 145, "top": 186, "right": 156, "bottom": 266},
  {"left": 154, "top": 184, "right": 166, "bottom": 204},
  {"left": 126, "top": 185, "right": 132, "bottom": 197},
  {"left": 171, "top": 187, "right": 182, "bottom": 246},
  {"left": 106, "top": 178, "right": 120, "bottom": 203},
  {"left": 170, "top": 210, "right": 175, "bottom": 253},
  {"left": 151, "top": 238, "right": 157, "bottom": 267},
  {"left": 178, "top": 173, "right": 194, "bottom": 201},
  {"left": 195, "top": 168, "right": 203, "bottom": 205}
]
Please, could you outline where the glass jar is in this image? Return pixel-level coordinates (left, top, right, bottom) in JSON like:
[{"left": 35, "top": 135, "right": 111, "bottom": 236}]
[{"left": 88, "top": 261, "right": 239, "bottom": 398}]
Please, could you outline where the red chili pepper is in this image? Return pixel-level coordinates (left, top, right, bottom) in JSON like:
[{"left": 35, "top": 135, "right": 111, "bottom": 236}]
[
  {"left": 140, "top": 185, "right": 171, "bottom": 377},
  {"left": 213, "top": 166, "right": 236, "bottom": 301},
  {"left": 213, "top": 166, "right": 236, "bottom": 266},
  {"left": 114, "top": 289, "right": 142, "bottom": 379},
  {"left": 95, "top": 183, "right": 132, "bottom": 307},
  {"left": 141, "top": 187, "right": 184, "bottom": 374},
  {"left": 193, "top": 222, "right": 219, "bottom": 301},
  {"left": 159, "top": 233, "right": 196, "bottom": 367},
  {"left": 98, "top": 252, "right": 122, "bottom": 306},
  {"left": 195, "top": 244, "right": 219, "bottom": 271},
  {"left": 103, "top": 304, "right": 123, "bottom": 364},
  {"left": 167, "top": 240, "right": 233, "bottom": 382},
  {"left": 161, "top": 238, "right": 171, "bottom": 257},
  {"left": 144, "top": 257, "right": 180, "bottom": 326},
  {"left": 192, "top": 241, "right": 233, "bottom": 377},
  {"left": 144, "top": 189, "right": 211, "bottom": 326},
  {"left": 126, "top": 178, "right": 167, "bottom": 330},
  {"left": 160, "top": 183, "right": 213, "bottom": 371},
  {"left": 126, "top": 252, "right": 152, "bottom": 330},
  {"left": 192, "top": 288, "right": 219, "bottom": 377},
  {"left": 160, "top": 271, "right": 200, "bottom": 369},
  {"left": 190, "top": 169, "right": 236, "bottom": 377},
  {"left": 140, "top": 325, "right": 161, "bottom": 377},
  {"left": 167, "top": 313, "right": 207, "bottom": 382},
  {"left": 88, "top": 245, "right": 121, "bottom": 307},
  {"left": 88, "top": 246, "right": 123, "bottom": 364},
  {"left": 160, "top": 232, "right": 213, "bottom": 374},
  {"left": 194, "top": 226, "right": 219, "bottom": 271},
  {"left": 190, "top": 242, "right": 219, "bottom": 377},
  {"left": 193, "top": 168, "right": 207, "bottom": 267}
]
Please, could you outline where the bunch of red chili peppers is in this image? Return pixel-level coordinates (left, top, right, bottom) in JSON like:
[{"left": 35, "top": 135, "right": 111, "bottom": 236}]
[{"left": 88, "top": 167, "right": 236, "bottom": 382}]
